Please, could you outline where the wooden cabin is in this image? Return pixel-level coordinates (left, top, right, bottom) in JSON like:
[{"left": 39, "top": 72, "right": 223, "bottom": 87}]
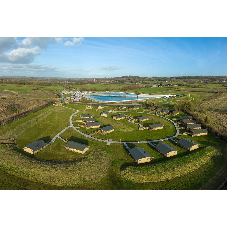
[
  {"left": 86, "top": 122, "right": 101, "bottom": 129},
  {"left": 81, "top": 114, "right": 93, "bottom": 118},
  {"left": 187, "top": 124, "right": 201, "bottom": 130},
  {"left": 177, "top": 138, "right": 199, "bottom": 151},
  {"left": 136, "top": 116, "right": 149, "bottom": 122},
  {"left": 191, "top": 129, "right": 208, "bottom": 137},
  {"left": 97, "top": 105, "right": 104, "bottom": 109},
  {"left": 23, "top": 140, "right": 46, "bottom": 154},
  {"left": 182, "top": 119, "right": 196, "bottom": 125},
  {"left": 99, "top": 125, "right": 115, "bottom": 134},
  {"left": 82, "top": 118, "right": 96, "bottom": 123},
  {"left": 155, "top": 142, "right": 178, "bottom": 157},
  {"left": 149, "top": 123, "right": 164, "bottom": 131},
  {"left": 128, "top": 146, "right": 153, "bottom": 164},
  {"left": 113, "top": 114, "right": 126, "bottom": 120},
  {"left": 65, "top": 141, "right": 89, "bottom": 154},
  {"left": 87, "top": 104, "right": 93, "bottom": 109},
  {"left": 101, "top": 111, "right": 109, "bottom": 117}
]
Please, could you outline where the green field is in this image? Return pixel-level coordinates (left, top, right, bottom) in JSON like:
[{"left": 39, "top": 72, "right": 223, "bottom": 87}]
[
  {"left": 0, "top": 100, "right": 226, "bottom": 190},
  {"left": 0, "top": 83, "right": 64, "bottom": 93}
]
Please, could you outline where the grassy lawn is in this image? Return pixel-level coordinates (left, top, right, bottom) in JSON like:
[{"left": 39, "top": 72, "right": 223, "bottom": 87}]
[
  {"left": 0, "top": 91, "right": 226, "bottom": 189},
  {"left": 16, "top": 106, "right": 74, "bottom": 148},
  {"left": 0, "top": 83, "right": 64, "bottom": 93},
  {"left": 71, "top": 107, "right": 176, "bottom": 142}
]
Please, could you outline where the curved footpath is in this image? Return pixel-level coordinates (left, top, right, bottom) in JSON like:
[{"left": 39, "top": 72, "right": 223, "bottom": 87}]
[
  {"left": 46, "top": 106, "right": 180, "bottom": 147},
  {"left": 64, "top": 106, "right": 180, "bottom": 144}
]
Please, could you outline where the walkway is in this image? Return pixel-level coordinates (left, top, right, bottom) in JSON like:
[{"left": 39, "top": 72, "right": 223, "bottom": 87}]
[{"left": 48, "top": 105, "right": 180, "bottom": 146}]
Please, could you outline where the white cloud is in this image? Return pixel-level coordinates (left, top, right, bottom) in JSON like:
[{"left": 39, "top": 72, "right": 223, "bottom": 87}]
[
  {"left": 0, "top": 37, "right": 17, "bottom": 53},
  {"left": 6, "top": 47, "right": 41, "bottom": 63},
  {"left": 100, "top": 66, "right": 123, "bottom": 71},
  {"left": 64, "top": 37, "right": 84, "bottom": 46},
  {"left": 20, "top": 37, "right": 62, "bottom": 49}
]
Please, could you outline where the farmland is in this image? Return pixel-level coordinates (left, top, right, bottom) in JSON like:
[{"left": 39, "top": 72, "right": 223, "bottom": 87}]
[{"left": 0, "top": 77, "right": 226, "bottom": 190}]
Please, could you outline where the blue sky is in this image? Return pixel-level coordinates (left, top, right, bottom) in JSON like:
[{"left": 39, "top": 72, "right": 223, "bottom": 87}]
[{"left": 0, "top": 37, "right": 227, "bottom": 78}]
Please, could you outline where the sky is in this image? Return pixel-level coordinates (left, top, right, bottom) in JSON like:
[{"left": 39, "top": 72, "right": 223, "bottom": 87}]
[{"left": 0, "top": 37, "right": 227, "bottom": 78}]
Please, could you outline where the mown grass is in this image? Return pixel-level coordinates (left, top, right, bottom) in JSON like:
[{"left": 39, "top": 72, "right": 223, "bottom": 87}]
[
  {"left": 16, "top": 106, "right": 75, "bottom": 148},
  {"left": 1, "top": 99, "right": 227, "bottom": 189},
  {"left": 0, "top": 143, "right": 110, "bottom": 187},
  {"left": 121, "top": 146, "right": 219, "bottom": 183},
  {"left": 0, "top": 83, "right": 64, "bottom": 93},
  {"left": 71, "top": 107, "right": 176, "bottom": 142},
  {"left": 34, "top": 138, "right": 85, "bottom": 161}
]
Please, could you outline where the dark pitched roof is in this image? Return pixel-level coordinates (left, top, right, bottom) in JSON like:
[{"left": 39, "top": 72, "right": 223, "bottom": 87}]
[
  {"left": 101, "top": 125, "right": 114, "bottom": 132},
  {"left": 137, "top": 116, "right": 149, "bottom": 121},
  {"left": 191, "top": 129, "right": 208, "bottom": 134},
  {"left": 129, "top": 146, "right": 152, "bottom": 161},
  {"left": 101, "top": 111, "right": 109, "bottom": 115},
  {"left": 187, "top": 124, "right": 201, "bottom": 129},
  {"left": 81, "top": 114, "right": 93, "bottom": 118},
  {"left": 156, "top": 142, "right": 177, "bottom": 154},
  {"left": 172, "top": 110, "right": 179, "bottom": 114},
  {"left": 66, "top": 141, "right": 89, "bottom": 151},
  {"left": 86, "top": 122, "right": 101, "bottom": 127},
  {"left": 25, "top": 140, "right": 46, "bottom": 152},
  {"left": 178, "top": 138, "right": 198, "bottom": 149},
  {"left": 114, "top": 114, "right": 126, "bottom": 119},
  {"left": 162, "top": 109, "right": 169, "bottom": 113},
  {"left": 182, "top": 119, "right": 196, "bottom": 124},
  {"left": 148, "top": 106, "right": 156, "bottom": 110},
  {"left": 83, "top": 118, "right": 96, "bottom": 122},
  {"left": 149, "top": 123, "right": 163, "bottom": 129},
  {"left": 180, "top": 115, "right": 192, "bottom": 120},
  {"left": 133, "top": 106, "right": 139, "bottom": 109},
  {"left": 156, "top": 108, "right": 162, "bottom": 111}
]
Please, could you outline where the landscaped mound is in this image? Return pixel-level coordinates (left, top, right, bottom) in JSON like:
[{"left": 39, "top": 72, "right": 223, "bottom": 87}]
[
  {"left": 0, "top": 144, "right": 110, "bottom": 187},
  {"left": 120, "top": 146, "right": 220, "bottom": 183}
]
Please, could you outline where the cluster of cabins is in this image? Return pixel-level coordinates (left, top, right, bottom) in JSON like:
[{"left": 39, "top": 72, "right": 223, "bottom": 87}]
[
  {"left": 147, "top": 106, "right": 179, "bottom": 116},
  {"left": 79, "top": 113, "right": 115, "bottom": 135},
  {"left": 25, "top": 103, "right": 207, "bottom": 165},
  {"left": 126, "top": 137, "right": 200, "bottom": 164},
  {"left": 179, "top": 115, "right": 208, "bottom": 137},
  {"left": 23, "top": 139, "right": 90, "bottom": 155}
]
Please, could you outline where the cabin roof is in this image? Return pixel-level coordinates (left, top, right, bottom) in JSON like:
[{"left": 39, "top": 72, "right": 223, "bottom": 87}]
[
  {"left": 86, "top": 122, "right": 101, "bottom": 127},
  {"left": 182, "top": 119, "right": 196, "bottom": 124},
  {"left": 82, "top": 118, "right": 96, "bottom": 122},
  {"left": 81, "top": 114, "right": 93, "bottom": 118},
  {"left": 137, "top": 116, "right": 149, "bottom": 120},
  {"left": 187, "top": 124, "right": 201, "bottom": 129},
  {"left": 149, "top": 123, "right": 163, "bottom": 129},
  {"left": 191, "top": 129, "right": 208, "bottom": 134},
  {"left": 178, "top": 138, "right": 198, "bottom": 149},
  {"left": 66, "top": 141, "right": 89, "bottom": 151},
  {"left": 129, "top": 146, "right": 152, "bottom": 161},
  {"left": 180, "top": 115, "right": 192, "bottom": 120},
  {"left": 156, "top": 142, "right": 177, "bottom": 154},
  {"left": 24, "top": 140, "right": 46, "bottom": 152},
  {"left": 101, "top": 125, "right": 114, "bottom": 132}
]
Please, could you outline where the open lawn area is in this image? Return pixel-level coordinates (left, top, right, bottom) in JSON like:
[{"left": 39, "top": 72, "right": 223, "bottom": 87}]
[{"left": 0, "top": 101, "right": 227, "bottom": 190}]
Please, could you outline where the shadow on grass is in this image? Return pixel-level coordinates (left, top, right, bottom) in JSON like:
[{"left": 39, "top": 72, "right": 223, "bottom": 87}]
[
  {"left": 39, "top": 136, "right": 51, "bottom": 143},
  {"left": 12, "top": 143, "right": 86, "bottom": 165},
  {"left": 120, "top": 142, "right": 204, "bottom": 172},
  {"left": 69, "top": 136, "right": 89, "bottom": 145}
]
